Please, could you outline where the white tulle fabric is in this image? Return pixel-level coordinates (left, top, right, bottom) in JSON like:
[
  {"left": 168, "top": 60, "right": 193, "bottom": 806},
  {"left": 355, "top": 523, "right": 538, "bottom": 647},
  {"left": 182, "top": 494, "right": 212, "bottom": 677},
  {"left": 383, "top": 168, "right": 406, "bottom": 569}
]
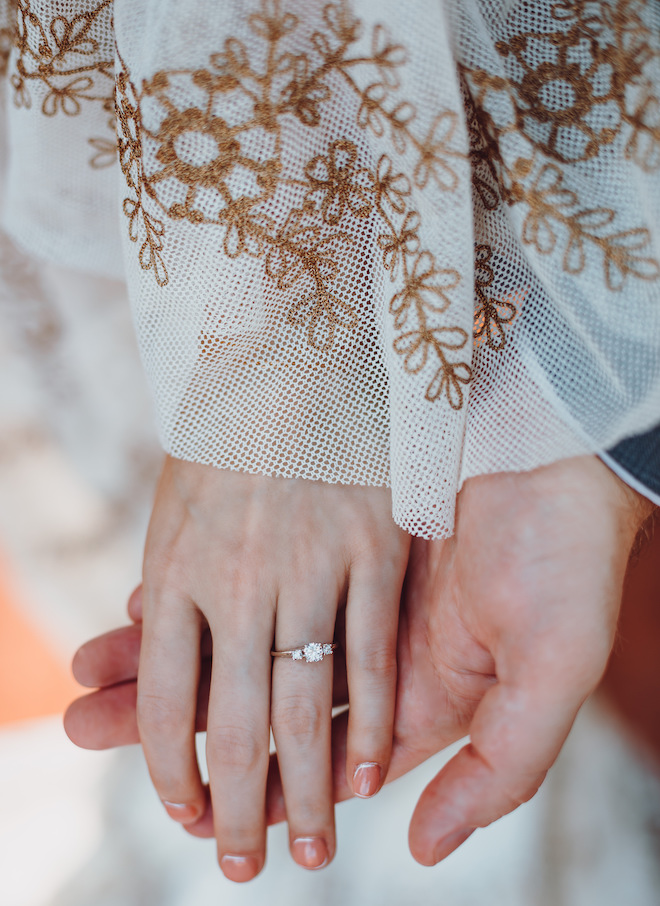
[{"left": 1, "top": 0, "right": 659, "bottom": 537}]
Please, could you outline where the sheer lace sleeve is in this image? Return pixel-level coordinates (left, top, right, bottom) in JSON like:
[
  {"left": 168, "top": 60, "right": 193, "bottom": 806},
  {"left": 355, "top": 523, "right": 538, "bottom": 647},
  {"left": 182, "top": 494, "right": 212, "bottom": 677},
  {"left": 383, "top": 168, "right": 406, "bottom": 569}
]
[{"left": 1, "top": 0, "right": 659, "bottom": 538}]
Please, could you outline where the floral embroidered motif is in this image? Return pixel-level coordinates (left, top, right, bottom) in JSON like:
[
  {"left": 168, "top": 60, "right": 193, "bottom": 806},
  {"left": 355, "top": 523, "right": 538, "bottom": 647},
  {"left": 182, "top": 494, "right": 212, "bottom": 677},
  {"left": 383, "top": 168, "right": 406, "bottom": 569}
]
[
  {"left": 115, "top": 68, "right": 168, "bottom": 286},
  {"left": 304, "top": 140, "right": 373, "bottom": 225},
  {"left": 462, "top": 0, "right": 660, "bottom": 290},
  {"left": 496, "top": 0, "right": 660, "bottom": 168},
  {"left": 116, "top": 0, "right": 471, "bottom": 408},
  {"left": 462, "top": 79, "right": 501, "bottom": 213},
  {"left": 10, "top": 0, "right": 115, "bottom": 167},
  {"left": 473, "top": 245, "right": 519, "bottom": 351}
]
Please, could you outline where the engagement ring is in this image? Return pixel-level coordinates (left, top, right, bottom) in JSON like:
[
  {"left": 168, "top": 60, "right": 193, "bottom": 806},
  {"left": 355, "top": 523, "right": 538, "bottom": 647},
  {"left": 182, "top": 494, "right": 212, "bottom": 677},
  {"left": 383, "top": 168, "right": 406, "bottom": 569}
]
[{"left": 271, "top": 643, "right": 337, "bottom": 663}]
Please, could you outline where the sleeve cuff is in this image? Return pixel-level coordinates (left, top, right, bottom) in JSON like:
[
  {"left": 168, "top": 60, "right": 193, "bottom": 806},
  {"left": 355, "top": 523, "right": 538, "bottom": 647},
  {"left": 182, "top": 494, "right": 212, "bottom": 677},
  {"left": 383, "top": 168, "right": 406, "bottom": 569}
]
[{"left": 600, "top": 424, "right": 660, "bottom": 507}]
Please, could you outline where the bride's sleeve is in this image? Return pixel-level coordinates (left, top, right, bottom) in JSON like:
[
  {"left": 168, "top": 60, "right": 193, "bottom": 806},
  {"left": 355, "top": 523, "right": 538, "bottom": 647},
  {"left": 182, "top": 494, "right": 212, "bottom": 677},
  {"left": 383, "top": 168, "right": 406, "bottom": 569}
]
[
  {"left": 1, "top": 0, "right": 121, "bottom": 274},
  {"left": 2, "top": 0, "right": 659, "bottom": 539},
  {"left": 112, "top": 0, "right": 479, "bottom": 539}
]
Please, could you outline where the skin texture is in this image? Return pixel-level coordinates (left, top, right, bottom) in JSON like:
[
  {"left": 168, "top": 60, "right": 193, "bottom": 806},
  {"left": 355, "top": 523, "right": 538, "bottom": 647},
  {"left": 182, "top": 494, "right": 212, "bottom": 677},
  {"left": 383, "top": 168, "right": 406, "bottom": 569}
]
[
  {"left": 65, "top": 455, "right": 652, "bottom": 870},
  {"left": 114, "top": 455, "right": 410, "bottom": 880}
]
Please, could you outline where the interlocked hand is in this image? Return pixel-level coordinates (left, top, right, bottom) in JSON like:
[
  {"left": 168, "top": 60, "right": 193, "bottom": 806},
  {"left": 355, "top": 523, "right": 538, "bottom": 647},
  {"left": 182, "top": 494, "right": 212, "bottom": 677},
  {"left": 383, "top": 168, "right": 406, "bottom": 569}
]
[{"left": 65, "top": 456, "right": 651, "bottom": 866}]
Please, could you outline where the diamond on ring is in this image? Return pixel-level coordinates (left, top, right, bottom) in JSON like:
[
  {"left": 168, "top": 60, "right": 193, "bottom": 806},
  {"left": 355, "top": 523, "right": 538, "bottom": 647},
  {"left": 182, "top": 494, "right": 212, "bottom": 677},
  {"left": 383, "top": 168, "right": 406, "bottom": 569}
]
[
  {"left": 303, "top": 643, "right": 324, "bottom": 662},
  {"left": 271, "top": 642, "right": 337, "bottom": 661}
]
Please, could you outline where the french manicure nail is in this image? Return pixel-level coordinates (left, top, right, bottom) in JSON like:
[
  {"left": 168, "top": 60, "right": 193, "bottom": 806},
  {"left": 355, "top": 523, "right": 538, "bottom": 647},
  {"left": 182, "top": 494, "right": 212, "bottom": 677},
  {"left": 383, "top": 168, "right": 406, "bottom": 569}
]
[
  {"left": 432, "top": 827, "right": 474, "bottom": 864},
  {"left": 353, "top": 762, "right": 381, "bottom": 798},
  {"left": 219, "top": 854, "right": 259, "bottom": 883},
  {"left": 162, "top": 801, "right": 200, "bottom": 824},
  {"left": 291, "top": 836, "right": 329, "bottom": 869}
]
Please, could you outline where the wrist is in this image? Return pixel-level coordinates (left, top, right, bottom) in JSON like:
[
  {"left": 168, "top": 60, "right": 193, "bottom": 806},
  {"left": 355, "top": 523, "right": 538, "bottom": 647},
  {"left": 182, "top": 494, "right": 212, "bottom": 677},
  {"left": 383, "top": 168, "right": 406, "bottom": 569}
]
[{"left": 597, "top": 456, "right": 656, "bottom": 543}]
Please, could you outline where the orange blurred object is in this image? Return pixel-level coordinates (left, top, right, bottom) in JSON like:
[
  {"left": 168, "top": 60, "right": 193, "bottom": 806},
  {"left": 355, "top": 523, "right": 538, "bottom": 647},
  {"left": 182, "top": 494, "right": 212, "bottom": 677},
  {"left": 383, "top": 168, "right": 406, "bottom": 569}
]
[{"left": 0, "top": 558, "right": 80, "bottom": 726}]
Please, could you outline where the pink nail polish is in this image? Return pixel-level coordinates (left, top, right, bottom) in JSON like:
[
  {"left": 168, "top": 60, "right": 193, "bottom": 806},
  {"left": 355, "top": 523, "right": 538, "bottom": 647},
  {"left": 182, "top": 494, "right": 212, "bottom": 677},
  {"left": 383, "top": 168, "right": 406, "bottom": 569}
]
[
  {"left": 162, "top": 801, "right": 199, "bottom": 824},
  {"left": 291, "top": 836, "right": 329, "bottom": 869},
  {"left": 219, "top": 854, "right": 259, "bottom": 883},
  {"left": 353, "top": 762, "right": 381, "bottom": 798}
]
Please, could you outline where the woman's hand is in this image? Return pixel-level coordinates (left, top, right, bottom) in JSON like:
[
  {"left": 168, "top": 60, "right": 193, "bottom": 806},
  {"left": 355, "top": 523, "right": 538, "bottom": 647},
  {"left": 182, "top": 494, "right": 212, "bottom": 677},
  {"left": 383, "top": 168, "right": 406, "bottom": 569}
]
[{"left": 130, "top": 455, "right": 409, "bottom": 880}]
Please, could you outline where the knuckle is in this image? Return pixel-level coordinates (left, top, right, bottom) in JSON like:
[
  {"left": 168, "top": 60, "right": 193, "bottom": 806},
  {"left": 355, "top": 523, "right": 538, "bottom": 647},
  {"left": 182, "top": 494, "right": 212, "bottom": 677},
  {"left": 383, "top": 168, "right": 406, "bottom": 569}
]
[
  {"left": 143, "top": 547, "right": 190, "bottom": 593},
  {"left": 350, "top": 535, "right": 381, "bottom": 566},
  {"left": 224, "top": 557, "right": 258, "bottom": 600},
  {"left": 490, "top": 772, "right": 545, "bottom": 824},
  {"left": 221, "top": 603, "right": 268, "bottom": 645},
  {"left": 353, "top": 640, "right": 397, "bottom": 683},
  {"left": 137, "top": 691, "right": 187, "bottom": 740},
  {"left": 207, "top": 724, "right": 265, "bottom": 773},
  {"left": 272, "top": 694, "right": 324, "bottom": 747}
]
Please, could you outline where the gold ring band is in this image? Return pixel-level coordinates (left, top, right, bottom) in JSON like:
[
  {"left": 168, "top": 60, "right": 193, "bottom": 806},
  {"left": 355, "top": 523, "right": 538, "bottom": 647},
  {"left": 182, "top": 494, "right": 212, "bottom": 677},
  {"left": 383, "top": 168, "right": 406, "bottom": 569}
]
[{"left": 271, "top": 642, "right": 337, "bottom": 663}]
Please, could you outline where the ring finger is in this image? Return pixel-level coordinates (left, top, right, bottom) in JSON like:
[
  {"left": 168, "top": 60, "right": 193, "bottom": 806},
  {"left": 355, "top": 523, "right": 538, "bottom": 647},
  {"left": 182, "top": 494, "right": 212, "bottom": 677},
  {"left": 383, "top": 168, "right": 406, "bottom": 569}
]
[{"left": 271, "top": 582, "right": 340, "bottom": 870}]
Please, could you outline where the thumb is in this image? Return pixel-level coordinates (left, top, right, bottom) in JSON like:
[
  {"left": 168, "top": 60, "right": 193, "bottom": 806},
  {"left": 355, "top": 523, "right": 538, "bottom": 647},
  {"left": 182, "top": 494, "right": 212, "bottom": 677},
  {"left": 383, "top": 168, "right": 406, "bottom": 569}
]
[{"left": 408, "top": 673, "right": 588, "bottom": 865}]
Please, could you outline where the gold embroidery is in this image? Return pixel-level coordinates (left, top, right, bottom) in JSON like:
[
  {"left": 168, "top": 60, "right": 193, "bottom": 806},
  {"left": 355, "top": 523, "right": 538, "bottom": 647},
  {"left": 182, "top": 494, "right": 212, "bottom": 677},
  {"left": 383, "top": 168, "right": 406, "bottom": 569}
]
[
  {"left": 390, "top": 248, "right": 469, "bottom": 407},
  {"left": 88, "top": 129, "right": 117, "bottom": 169},
  {"left": 473, "top": 245, "right": 519, "bottom": 351},
  {"left": 115, "top": 68, "right": 168, "bottom": 286},
  {"left": 116, "top": 0, "right": 471, "bottom": 408},
  {"left": 495, "top": 0, "right": 660, "bottom": 167},
  {"left": 462, "top": 80, "right": 501, "bottom": 212},
  {"left": 10, "top": 0, "right": 115, "bottom": 167},
  {"left": 462, "top": 0, "right": 660, "bottom": 290},
  {"left": 304, "top": 140, "right": 373, "bottom": 225}
]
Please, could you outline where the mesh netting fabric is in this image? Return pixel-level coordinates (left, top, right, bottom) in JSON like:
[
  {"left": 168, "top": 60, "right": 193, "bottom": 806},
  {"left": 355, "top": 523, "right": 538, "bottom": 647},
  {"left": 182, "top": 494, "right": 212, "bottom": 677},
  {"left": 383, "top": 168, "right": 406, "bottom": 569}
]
[{"left": 1, "top": 0, "right": 659, "bottom": 538}]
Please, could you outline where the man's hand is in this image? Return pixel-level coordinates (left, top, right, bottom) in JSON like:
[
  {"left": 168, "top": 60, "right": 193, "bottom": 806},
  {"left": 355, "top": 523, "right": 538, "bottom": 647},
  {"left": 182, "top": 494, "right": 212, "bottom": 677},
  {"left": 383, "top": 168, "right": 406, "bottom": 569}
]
[
  {"left": 386, "top": 455, "right": 650, "bottom": 863},
  {"left": 65, "top": 456, "right": 651, "bottom": 865}
]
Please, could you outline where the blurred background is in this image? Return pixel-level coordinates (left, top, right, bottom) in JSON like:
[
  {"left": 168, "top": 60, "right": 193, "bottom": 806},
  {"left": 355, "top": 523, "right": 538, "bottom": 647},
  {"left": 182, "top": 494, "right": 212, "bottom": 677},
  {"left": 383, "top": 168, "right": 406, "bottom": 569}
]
[{"left": 0, "top": 256, "right": 659, "bottom": 905}]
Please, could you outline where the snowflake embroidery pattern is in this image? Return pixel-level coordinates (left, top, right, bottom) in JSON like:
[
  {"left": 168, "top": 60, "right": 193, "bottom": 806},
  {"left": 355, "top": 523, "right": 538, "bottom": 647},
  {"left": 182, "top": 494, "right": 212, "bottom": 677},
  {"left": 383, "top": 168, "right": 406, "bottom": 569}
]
[
  {"left": 116, "top": 0, "right": 471, "bottom": 409},
  {"left": 462, "top": 0, "right": 660, "bottom": 292}
]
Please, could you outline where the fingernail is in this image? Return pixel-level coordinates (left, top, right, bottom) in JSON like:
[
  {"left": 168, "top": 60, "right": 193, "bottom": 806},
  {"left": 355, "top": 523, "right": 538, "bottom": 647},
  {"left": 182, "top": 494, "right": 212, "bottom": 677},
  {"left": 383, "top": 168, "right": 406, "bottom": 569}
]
[
  {"left": 353, "top": 762, "right": 381, "bottom": 798},
  {"left": 432, "top": 827, "right": 474, "bottom": 864},
  {"left": 162, "top": 801, "right": 200, "bottom": 824},
  {"left": 219, "top": 854, "right": 259, "bottom": 883},
  {"left": 291, "top": 836, "right": 329, "bottom": 869}
]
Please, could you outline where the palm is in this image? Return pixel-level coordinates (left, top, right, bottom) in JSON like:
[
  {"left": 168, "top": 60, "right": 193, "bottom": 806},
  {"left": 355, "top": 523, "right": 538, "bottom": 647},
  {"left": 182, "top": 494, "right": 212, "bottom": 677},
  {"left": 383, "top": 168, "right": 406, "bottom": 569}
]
[{"left": 392, "top": 465, "right": 611, "bottom": 769}]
